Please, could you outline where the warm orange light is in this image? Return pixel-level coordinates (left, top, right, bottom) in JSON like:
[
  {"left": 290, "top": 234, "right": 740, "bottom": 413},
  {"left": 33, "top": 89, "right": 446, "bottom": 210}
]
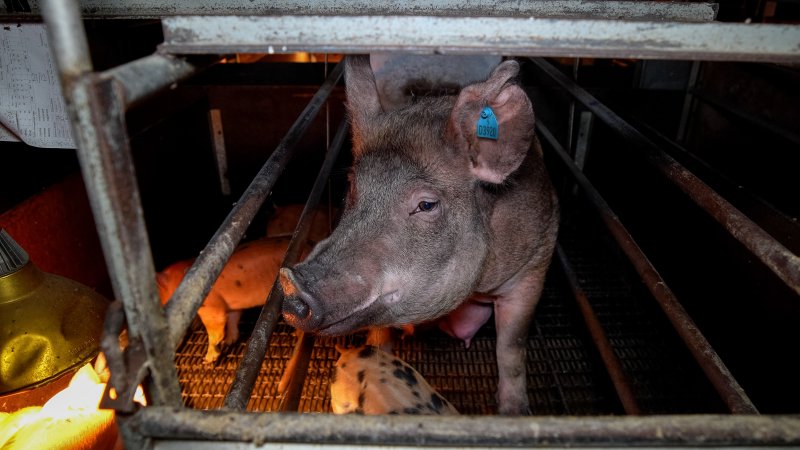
[{"left": 0, "top": 362, "right": 146, "bottom": 449}]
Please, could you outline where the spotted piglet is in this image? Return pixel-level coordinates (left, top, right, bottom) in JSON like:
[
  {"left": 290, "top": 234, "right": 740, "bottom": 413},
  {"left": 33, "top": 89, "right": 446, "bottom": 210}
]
[{"left": 330, "top": 345, "right": 458, "bottom": 415}]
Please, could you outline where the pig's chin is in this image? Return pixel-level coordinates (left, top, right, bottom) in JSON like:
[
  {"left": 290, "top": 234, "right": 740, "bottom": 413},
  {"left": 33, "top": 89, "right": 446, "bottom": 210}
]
[{"left": 316, "top": 290, "right": 400, "bottom": 336}]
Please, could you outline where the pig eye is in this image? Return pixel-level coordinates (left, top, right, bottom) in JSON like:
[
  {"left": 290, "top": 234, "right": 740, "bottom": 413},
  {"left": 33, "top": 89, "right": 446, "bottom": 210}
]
[{"left": 413, "top": 200, "right": 439, "bottom": 214}]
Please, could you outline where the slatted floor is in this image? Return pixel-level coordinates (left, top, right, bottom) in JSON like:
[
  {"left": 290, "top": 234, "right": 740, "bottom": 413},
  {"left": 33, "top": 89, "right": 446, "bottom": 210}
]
[{"left": 174, "top": 204, "right": 724, "bottom": 415}]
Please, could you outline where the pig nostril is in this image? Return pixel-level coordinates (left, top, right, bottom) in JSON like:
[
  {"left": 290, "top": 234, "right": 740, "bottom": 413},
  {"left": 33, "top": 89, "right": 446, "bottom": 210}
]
[
  {"left": 283, "top": 295, "right": 311, "bottom": 319},
  {"left": 280, "top": 267, "right": 324, "bottom": 330}
]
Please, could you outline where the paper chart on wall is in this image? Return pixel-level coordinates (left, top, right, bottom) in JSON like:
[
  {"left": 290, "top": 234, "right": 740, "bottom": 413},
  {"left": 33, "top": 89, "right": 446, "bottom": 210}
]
[{"left": 0, "top": 23, "right": 75, "bottom": 149}]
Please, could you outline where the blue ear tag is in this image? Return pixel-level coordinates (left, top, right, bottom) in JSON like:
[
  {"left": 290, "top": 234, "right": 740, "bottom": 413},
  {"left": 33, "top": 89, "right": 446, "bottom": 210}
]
[{"left": 476, "top": 106, "right": 498, "bottom": 140}]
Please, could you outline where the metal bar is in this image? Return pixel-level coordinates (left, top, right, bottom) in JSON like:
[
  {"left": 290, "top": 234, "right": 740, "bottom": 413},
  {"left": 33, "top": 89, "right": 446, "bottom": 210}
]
[
  {"left": 676, "top": 61, "right": 701, "bottom": 143},
  {"left": 17, "top": 0, "right": 720, "bottom": 22},
  {"left": 574, "top": 111, "right": 594, "bottom": 171},
  {"left": 555, "top": 246, "right": 642, "bottom": 415},
  {"left": 128, "top": 408, "right": 800, "bottom": 446},
  {"left": 161, "top": 16, "right": 800, "bottom": 63},
  {"left": 537, "top": 122, "right": 757, "bottom": 414},
  {"left": 632, "top": 117, "right": 800, "bottom": 239},
  {"left": 164, "top": 62, "right": 344, "bottom": 351},
  {"left": 208, "top": 109, "right": 231, "bottom": 196},
  {"left": 692, "top": 88, "right": 800, "bottom": 147},
  {"left": 223, "top": 118, "right": 349, "bottom": 410},
  {"left": 530, "top": 57, "right": 800, "bottom": 298},
  {"left": 278, "top": 332, "right": 316, "bottom": 412},
  {"left": 39, "top": 0, "right": 92, "bottom": 79},
  {"left": 42, "top": 0, "right": 183, "bottom": 409},
  {"left": 63, "top": 76, "right": 183, "bottom": 407},
  {"left": 101, "top": 53, "right": 212, "bottom": 109}
]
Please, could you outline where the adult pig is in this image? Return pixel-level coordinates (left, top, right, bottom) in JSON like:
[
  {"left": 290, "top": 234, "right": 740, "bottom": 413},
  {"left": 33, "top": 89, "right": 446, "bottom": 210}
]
[{"left": 280, "top": 56, "right": 558, "bottom": 414}]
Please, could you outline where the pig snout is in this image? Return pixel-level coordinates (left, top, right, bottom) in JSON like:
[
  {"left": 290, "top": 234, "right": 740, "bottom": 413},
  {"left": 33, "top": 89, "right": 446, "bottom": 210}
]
[{"left": 280, "top": 267, "right": 325, "bottom": 331}]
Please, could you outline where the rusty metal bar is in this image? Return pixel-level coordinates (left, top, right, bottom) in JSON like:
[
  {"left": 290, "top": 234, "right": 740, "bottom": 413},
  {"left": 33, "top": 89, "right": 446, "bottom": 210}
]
[
  {"left": 537, "top": 122, "right": 757, "bottom": 414},
  {"left": 41, "top": 0, "right": 183, "bottom": 405},
  {"left": 161, "top": 16, "right": 800, "bottom": 63},
  {"left": 631, "top": 116, "right": 799, "bottom": 239},
  {"left": 555, "top": 246, "right": 641, "bottom": 415},
  {"left": 692, "top": 88, "right": 800, "bottom": 147},
  {"left": 164, "top": 62, "right": 344, "bottom": 351},
  {"left": 223, "top": 118, "right": 349, "bottom": 410},
  {"left": 129, "top": 408, "right": 800, "bottom": 446},
  {"left": 530, "top": 57, "right": 800, "bottom": 298},
  {"left": 278, "top": 332, "right": 316, "bottom": 412},
  {"left": 101, "top": 53, "right": 216, "bottom": 109}
]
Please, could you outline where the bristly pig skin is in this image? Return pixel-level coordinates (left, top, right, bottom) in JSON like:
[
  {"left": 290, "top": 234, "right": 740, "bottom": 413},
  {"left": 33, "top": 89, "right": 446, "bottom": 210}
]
[{"left": 282, "top": 56, "right": 558, "bottom": 415}]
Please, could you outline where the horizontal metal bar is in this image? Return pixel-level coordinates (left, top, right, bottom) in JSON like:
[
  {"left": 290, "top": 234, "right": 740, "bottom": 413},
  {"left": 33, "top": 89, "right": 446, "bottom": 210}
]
[
  {"left": 101, "top": 53, "right": 216, "bottom": 109},
  {"left": 223, "top": 117, "right": 349, "bottom": 410},
  {"left": 555, "top": 246, "right": 641, "bottom": 415},
  {"left": 160, "top": 16, "right": 800, "bottom": 63},
  {"left": 530, "top": 57, "right": 800, "bottom": 297},
  {"left": 537, "top": 122, "right": 758, "bottom": 414},
  {"left": 163, "top": 61, "right": 344, "bottom": 351},
  {"left": 14, "top": 0, "right": 720, "bottom": 21},
  {"left": 692, "top": 88, "right": 800, "bottom": 147},
  {"left": 128, "top": 408, "right": 800, "bottom": 446}
]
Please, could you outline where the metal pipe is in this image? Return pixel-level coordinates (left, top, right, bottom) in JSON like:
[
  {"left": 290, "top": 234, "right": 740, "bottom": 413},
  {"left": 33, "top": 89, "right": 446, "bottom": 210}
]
[
  {"left": 692, "top": 88, "right": 800, "bottom": 147},
  {"left": 530, "top": 57, "right": 800, "bottom": 298},
  {"left": 278, "top": 332, "right": 316, "bottom": 412},
  {"left": 164, "top": 61, "right": 344, "bottom": 350},
  {"left": 18, "top": 0, "right": 721, "bottom": 22},
  {"left": 555, "top": 246, "right": 641, "bottom": 415},
  {"left": 101, "top": 53, "right": 215, "bottom": 108},
  {"left": 631, "top": 116, "right": 799, "bottom": 239},
  {"left": 223, "top": 118, "right": 349, "bottom": 410},
  {"left": 161, "top": 16, "right": 800, "bottom": 63},
  {"left": 52, "top": 74, "right": 183, "bottom": 407},
  {"left": 128, "top": 408, "right": 800, "bottom": 446},
  {"left": 537, "top": 122, "right": 757, "bottom": 414},
  {"left": 39, "top": 0, "right": 92, "bottom": 79}
]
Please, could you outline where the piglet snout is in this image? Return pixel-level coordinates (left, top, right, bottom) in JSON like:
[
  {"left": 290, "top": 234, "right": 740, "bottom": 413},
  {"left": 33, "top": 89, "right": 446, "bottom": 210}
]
[{"left": 280, "top": 267, "right": 324, "bottom": 331}]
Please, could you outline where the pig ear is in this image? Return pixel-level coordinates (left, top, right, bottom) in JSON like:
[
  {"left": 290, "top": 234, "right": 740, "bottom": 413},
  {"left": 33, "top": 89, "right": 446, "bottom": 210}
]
[
  {"left": 345, "top": 55, "right": 383, "bottom": 156},
  {"left": 447, "top": 60, "right": 535, "bottom": 184}
]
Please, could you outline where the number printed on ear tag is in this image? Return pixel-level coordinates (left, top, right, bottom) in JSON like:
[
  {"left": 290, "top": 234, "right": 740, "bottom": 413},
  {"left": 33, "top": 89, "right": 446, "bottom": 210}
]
[{"left": 476, "top": 106, "right": 498, "bottom": 140}]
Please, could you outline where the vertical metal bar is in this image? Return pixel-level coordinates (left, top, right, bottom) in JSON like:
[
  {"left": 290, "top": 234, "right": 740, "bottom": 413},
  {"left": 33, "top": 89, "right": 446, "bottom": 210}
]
[
  {"left": 208, "top": 108, "right": 231, "bottom": 196},
  {"left": 41, "top": 0, "right": 182, "bottom": 407},
  {"left": 677, "top": 61, "right": 701, "bottom": 142},
  {"left": 537, "top": 122, "right": 758, "bottom": 414},
  {"left": 566, "top": 58, "right": 580, "bottom": 153},
  {"left": 555, "top": 246, "right": 642, "bottom": 415},
  {"left": 278, "top": 332, "right": 316, "bottom": 412},
  {"left": 165, "top": 61, "right": 344, "bottom": 350},
  {"left": 65, "top": 78, "right": 183, "bottom": 407},
  {"left": 530, "top": 57, "right": 800, "bottom": 298},
  {"left": 574, "top": 111, "right": 594, "bottom": 171},
  {"left": 224, "top": 119, "right": 349, "bottom": 410},
  {"left": 39, "top": 0, "right": 92, "bottom": 79}
]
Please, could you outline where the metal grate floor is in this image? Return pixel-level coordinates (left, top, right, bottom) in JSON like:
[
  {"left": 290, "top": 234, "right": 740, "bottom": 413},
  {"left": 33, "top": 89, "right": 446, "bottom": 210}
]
[{"left": 174, "top": 202, "right": 724, "bottom": 415}]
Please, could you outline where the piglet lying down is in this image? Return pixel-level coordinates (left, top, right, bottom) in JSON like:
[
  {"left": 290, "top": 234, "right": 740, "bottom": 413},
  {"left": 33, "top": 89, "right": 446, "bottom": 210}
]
[
  {"left": 280, "top": 56, "right": 559, "bottom": 415},
  {"left": 331, "top": 345, "right": 458, "bottom": 415}
]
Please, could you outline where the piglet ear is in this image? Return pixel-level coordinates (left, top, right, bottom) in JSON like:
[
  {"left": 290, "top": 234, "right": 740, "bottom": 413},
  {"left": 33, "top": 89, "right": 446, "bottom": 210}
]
[
  {"left": 345, "top": 55, "right": 383, "bottom": 157},
  {"left": 447, "top": 60, "right": 535, "bottom": 184}
]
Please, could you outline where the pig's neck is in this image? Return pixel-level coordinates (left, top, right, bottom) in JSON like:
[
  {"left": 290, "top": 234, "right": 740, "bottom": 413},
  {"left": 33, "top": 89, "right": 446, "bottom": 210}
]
[{"left": 473, "top": 137, "right": 558, "bottom": 294}]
